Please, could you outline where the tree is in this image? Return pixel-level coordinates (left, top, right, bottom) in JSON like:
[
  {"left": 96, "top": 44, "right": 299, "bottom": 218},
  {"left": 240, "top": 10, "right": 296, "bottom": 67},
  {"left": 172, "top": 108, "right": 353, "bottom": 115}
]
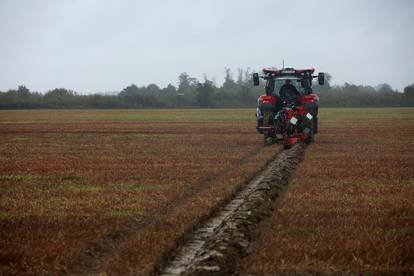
[
  {"left": 196, "top": 76, "right": 214, "bottom": 107},
  {"left": 404, "top": 84, "right": 414, "bottom": 97},
  {"left": 235, "top": 68, "right": 252, "bottom": 104},
  {"left": 162, "top": 84, "right": 177, "bottom": 94},
  {"left": 222, "top": 67, "right": 237, "bottom": 90},
  {"left": 243, "top": 68, "right": 252, "bottom": 87},
  {"left": 376, "top": 83, "right": 393, "bottom": 94},
  {"left": 119, "top": 84, "right": 140, "bottom": 96},
  {"left": 146, "top": 83, "right": 160, "bottom": 94},
  {"left": 17, "top": 85, "right": 30, "bottom": 98},
  {"left": 236, "top": 68, "right": 244, "bottom": 87},
  {"left": 43, "top": 88, "right": 76, "bottom": 108},
  {"left": 177, "top": 72, "right": 197, "bottom": 93},
  {"left": 44, "top": 88, "right": 74, "bottom": 99}
]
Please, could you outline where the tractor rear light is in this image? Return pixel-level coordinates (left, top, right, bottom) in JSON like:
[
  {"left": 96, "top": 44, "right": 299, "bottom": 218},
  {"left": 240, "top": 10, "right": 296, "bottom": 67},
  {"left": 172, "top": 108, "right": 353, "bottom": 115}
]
[
  {"left": 290, "top": 117, "right": 298, "bottom": 125},
  {"left": 306, "top": 113, "right": 313, "bottom": 120}
]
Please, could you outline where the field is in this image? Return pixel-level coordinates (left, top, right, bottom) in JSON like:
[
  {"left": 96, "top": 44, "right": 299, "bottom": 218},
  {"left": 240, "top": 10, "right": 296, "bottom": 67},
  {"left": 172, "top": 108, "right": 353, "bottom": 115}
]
[
  {"left": 0, "top": 109, "right": 277, "bottom": 274},
  {"left": 239, "top": 108, "right": 414, "bottom": 274},
  {"left": 0, "top": 108, "right": 413, "bottom": 274}
]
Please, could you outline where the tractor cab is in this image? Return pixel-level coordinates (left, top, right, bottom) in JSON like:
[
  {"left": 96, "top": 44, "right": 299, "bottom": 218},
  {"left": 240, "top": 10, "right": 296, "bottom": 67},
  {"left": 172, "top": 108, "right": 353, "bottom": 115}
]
[{"left": 255, "top": 67, "right": 323, "bottom": 96}]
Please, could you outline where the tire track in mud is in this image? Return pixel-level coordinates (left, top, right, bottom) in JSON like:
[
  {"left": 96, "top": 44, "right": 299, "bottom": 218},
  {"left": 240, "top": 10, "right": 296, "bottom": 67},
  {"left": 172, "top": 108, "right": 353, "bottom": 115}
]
[
  {"left": 61, "top": 144, "right": 272, "bottom": 275},
  {"left": 155, "top": 144, "right": 305, "bottom": 276}
]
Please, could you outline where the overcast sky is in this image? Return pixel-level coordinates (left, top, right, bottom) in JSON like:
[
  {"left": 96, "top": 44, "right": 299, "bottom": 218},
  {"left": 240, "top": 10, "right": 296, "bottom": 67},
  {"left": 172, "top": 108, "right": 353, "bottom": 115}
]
[{"left": 0, "top": 0, "right": 413, "bottom": 93}]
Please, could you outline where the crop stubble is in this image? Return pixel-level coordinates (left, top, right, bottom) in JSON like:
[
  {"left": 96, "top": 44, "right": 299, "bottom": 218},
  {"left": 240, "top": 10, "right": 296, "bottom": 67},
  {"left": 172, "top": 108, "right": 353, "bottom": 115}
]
[
  {"left": 0, "top": 109, "right": 276, "bottom": 275},
  {"left": 238, "top": 108, "right": 414, "bottom": 274},
  {"left": 2, "top": 108, "right": 412, "bottom": 275}
]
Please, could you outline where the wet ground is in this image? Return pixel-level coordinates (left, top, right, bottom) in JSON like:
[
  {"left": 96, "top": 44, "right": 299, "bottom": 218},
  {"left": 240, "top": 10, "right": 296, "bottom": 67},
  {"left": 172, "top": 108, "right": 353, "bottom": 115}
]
[{"left": 157, "top": 144, "right": 305, "bottom": 275}]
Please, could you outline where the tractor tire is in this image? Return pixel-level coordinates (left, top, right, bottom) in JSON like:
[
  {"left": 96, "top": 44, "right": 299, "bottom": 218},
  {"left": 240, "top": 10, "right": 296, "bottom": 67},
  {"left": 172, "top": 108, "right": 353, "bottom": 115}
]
[
  {"left": 313, "top": 116, "right": 318, "bottom": 134},
  {"left": 304, "top": 128, "right": 314, "bottom": 144}
]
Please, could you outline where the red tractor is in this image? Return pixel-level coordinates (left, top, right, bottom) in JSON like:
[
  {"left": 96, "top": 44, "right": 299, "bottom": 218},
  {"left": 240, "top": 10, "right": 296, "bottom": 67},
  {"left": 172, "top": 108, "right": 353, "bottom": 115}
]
[{"left": 253, "top": 67, "right": 325, "bottom": 148}]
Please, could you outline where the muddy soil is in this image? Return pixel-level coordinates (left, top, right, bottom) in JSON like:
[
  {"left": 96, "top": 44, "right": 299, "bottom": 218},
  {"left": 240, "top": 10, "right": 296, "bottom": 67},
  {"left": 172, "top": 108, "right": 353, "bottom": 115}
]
[{"left": 156, "top": 144, "right": 305, "bottom": 275}]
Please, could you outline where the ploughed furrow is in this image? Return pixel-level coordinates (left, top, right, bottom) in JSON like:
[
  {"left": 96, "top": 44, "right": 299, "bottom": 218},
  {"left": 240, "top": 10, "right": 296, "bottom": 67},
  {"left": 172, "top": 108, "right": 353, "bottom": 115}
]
[
  {"left": 62, "top": 145, "right": 268, "bottom": 275},
  {"left": 156, "top": 144, "right": 305, "bottom": 276}
]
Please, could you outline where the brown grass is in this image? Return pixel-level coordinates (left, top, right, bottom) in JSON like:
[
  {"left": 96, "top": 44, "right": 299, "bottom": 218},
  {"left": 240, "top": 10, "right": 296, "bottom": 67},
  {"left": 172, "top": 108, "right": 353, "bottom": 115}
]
[
  {"left": 239, "top": 108, "right": 414, "bottom": 274},
  {"left": 0, "top": 109, "right": 276, "bottom": 275}
]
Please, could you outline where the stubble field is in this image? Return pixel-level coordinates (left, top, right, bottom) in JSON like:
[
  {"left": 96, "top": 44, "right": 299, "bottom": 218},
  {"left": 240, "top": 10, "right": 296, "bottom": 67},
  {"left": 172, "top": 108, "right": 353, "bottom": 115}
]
[
  {"left": 0, "top": 109, "right": 277, "bottom": 275},
  {"left": 239, "top": 108, "right": 414, "bottom": 274},
  {"left": 0, "top": 108, "right": 413, "bottom": 275}
]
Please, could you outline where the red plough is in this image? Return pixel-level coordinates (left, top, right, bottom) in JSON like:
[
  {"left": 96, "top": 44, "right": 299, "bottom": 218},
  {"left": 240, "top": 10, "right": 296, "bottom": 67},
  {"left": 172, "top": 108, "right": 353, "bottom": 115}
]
[{"left": 253, "top": 67, "right": 325, "bottom": 148}]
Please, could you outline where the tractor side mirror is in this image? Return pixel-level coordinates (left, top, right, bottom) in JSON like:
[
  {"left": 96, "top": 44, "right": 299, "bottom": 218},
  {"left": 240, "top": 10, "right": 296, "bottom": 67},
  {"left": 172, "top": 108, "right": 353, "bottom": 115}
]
[
  {"left": 318, "top": 73, "right": 325, "bottom": 85},
  {"left": 252, "top": 73, "right": 260, "bottom": 86}
]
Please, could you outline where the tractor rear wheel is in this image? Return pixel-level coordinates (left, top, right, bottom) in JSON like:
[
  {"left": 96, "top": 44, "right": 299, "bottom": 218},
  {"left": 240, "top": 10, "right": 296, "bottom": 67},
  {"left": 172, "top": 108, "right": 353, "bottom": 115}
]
[
  {"left": 304, "top": 128, "right": 314, "bottom": 144},
  {"left": 313, "top": 116, "right": 318, "bottom": 134}
]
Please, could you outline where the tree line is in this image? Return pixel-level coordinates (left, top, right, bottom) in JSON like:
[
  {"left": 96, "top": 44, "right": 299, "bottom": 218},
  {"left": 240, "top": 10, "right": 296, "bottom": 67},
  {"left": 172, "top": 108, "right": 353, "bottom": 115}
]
[{"left": 1, "top": 69, "right": 414, "bottom": 109}]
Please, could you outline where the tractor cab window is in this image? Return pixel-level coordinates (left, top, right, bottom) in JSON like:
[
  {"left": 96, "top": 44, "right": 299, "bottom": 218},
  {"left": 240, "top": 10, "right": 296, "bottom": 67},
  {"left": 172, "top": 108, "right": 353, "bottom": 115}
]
[{"left": 274, "top": 78, "right": 304, "bottom": 96}]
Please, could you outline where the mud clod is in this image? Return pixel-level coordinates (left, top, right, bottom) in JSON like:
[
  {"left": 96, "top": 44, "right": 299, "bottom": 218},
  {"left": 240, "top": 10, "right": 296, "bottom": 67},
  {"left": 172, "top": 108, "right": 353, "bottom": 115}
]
[{"left": 158, "top": 145, "right": 305, "bottom": 275}]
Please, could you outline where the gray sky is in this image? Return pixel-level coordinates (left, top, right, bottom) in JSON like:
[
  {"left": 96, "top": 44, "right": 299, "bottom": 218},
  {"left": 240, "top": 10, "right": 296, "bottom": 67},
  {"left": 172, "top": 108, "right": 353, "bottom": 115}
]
[{"left": 1, "top": 0, "right": 413, "bottom": 93}]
